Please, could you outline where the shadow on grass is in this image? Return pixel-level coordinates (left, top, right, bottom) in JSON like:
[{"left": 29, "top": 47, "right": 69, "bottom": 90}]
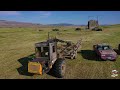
[
  {"left": 78, "top": 50, "right": 98, "bottom": 61},
  {"left": 17, "top": 54, "right": 57, "bottom": 78},
  {"left": 113, "top": 49, "right": 120, "bottom": 55},
  {"left": 47, "top": 67, "right": 64, "bottom": 78},
  {"left": 46, "top": 68, "right": 56, "bottom": 78},
  {"left": 17, "top": 54, "right": 35, "bottom": 76}
]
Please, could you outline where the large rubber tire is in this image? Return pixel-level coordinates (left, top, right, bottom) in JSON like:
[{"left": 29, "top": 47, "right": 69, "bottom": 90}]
[
  {"left": 110, "top": 59, "right": 116, "bottom": 62},
  {"left": 73, "top": 53, "right": 77, "bottom": 59},
  {"left": 53, "top": 58, "right": 66, "bottom": 78}
]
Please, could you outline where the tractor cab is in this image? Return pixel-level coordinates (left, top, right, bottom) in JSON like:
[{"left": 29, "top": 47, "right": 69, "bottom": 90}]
[
  {"left": 35, "top": 39, "right": 57, "bottom": 62},
  {"left": 35, "top": 42, "right": 49, "bottom": 59},
  {"left": 28, "top": 39, "right": 57, "bottom": 75}
]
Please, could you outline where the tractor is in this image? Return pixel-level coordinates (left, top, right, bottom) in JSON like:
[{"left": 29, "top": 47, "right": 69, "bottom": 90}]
[{"left": 28, "top": 32, "right": 81, "bottom": 78}]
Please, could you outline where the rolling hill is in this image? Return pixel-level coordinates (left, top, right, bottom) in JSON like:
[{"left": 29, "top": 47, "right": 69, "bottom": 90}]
[
  {"left": 0, "top": 20, "right": 43, "bottom": 28},
  {"left": 0, "top": 20, "right": 84, "bottom": 28}
]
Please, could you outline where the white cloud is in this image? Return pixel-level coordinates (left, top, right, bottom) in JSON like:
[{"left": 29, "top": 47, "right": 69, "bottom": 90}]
[
  {"left": 0, "top": 11, "right": 21, "bottom": 15},
  {"left": 38, "top": 11, "right": 51, "bottom": 17}
]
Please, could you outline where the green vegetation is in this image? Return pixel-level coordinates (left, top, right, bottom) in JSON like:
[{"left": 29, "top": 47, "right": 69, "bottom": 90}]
[{"left": 0, "top": 26, "right": 120, "bottom": 79}]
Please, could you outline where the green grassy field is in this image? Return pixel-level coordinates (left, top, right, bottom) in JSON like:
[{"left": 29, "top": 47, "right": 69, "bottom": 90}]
[{"left": 0, "top": 26, "right": 120, "bottom": 79}]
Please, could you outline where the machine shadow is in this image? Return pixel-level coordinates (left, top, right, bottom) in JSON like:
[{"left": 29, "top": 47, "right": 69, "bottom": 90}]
[
  {"left": 79, "top": 50, "right": 98, "bottom": 61},
  {"left": 46, "top": 68, "right": 57, "bottom": 77},
  {"left": 17, "top": 54, "right": 57, "bottom": 77},
  {"left": 17, "top": 54, "right": 35, "bottom": 76}
]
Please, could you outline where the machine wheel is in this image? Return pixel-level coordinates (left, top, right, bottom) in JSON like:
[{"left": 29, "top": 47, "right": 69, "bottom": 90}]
[
  {"left": 71, "top": 52, "right": 77, "bottom": 59},
  {"left": 71, "top": 56, "right": 74, "bottom": 59},
  {"left": 73, "top": 53, "right": 77, "bottom": 59},
  {"left": 53, "top": 58, "right": 66, "bottom": 78}
]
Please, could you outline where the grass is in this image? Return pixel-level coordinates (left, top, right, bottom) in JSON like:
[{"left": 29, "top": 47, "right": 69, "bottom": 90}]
[{"left": 0, "top": 26, "right": 120, "bottom": 79}]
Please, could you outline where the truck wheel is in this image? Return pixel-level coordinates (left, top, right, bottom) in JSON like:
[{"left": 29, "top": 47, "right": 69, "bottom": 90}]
[
  {"left": 53, "top": 58, "right": 66, "bottom": 78},
  {"left": 110, "top": 59, "right": 116, "bottom": 62}
]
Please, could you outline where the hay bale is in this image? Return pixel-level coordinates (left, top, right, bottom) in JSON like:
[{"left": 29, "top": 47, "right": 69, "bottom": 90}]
[
  {"left": 75, "top": 28, "right": 81, "bottom": 31},
  {"left": 52, "top": 28, "right": 59, "bottom": 31},
  {"left": 92, "top": 27, "right": 102, "bottom": 31},
  {"left": 38, "top": 29, "right": 43, "bottom": 31}
]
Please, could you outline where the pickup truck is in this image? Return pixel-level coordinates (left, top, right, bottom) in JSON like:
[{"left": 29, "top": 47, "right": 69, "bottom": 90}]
[{"left": 93, "top": 44, "right": 117, "bottom": 61}]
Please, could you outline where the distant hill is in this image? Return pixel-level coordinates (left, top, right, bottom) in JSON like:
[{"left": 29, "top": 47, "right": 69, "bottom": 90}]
[
  {"left": 0, "top": 20, "right": 81, "bottom": 27},
  {"left": 0, "top": 20, "right": 43, "bottom": 28},
  {"left": 1, "top": 20, "right": 116, "bottom": 28},
  {"left": 48, "top": 23, "right": 76, "bottom": 26}
]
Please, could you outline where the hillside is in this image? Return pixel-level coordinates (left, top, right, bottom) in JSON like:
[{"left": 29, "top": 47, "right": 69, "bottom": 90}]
[
  {"left": 0, "top": 20, "right": 43, "bottom": 28},
  {"left": 0, "top": 20, "right": 85, "bottom": 28},
  {"left": 48, "top": 23, "right": 76, "bottom": 26}
]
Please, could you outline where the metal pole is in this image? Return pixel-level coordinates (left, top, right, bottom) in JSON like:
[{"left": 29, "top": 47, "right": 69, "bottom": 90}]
[
  {"left": 96, "top": 16, "right": 98, "bottom": 22},
  {"left": 96, "top": 15, "right": 99, "bottom": 26},
  {"left": 88, "top": 16, "right": 94, "bottom": 21},
  {"left": 96, "top": 15, "right": 103, "bottom": 26}
]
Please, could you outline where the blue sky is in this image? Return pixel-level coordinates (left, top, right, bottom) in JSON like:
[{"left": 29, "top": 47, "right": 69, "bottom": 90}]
[{"left": 0, "top": 11, "right": 120, "bottom": 25}]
